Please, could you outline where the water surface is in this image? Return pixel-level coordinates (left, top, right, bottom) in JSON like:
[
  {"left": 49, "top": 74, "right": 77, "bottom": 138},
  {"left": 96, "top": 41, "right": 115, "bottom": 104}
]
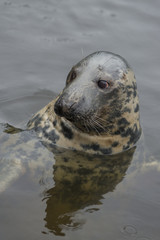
[{"left": 0, "top": 0, "right": 160, "bottom": 239}]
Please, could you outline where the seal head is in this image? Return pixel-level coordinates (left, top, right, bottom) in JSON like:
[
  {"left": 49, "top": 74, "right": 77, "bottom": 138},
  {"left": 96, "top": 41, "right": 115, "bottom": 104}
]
[
  {"left": 54, "top": 52, "right": 141, "bottom": 137},
  {"left": 28, "top": 51, "right": 141, "bottom": 154}
]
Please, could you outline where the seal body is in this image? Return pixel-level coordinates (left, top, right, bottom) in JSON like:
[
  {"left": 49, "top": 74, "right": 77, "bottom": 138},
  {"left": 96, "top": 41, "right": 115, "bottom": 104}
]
[{"left": 27, "top": 51, "right": 141, "bottom": 155}]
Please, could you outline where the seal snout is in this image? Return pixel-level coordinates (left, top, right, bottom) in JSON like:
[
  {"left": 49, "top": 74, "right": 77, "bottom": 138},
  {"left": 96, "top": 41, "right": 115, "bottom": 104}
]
[
  {"left": 54, "top": 97, "right": 64, "bottom": 117},
  {"left": 54, "top": 96, "right": 76, "bottom": 121}
]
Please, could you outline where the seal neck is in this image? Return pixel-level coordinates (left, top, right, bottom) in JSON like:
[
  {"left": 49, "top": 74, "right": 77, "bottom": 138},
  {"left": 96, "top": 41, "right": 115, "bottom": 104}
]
[
  {"left": 53, "top": 114, "right": 141, "bottom": 155},
  {"left": 28, "top": 99, "right": 141, "bottom": 155}
]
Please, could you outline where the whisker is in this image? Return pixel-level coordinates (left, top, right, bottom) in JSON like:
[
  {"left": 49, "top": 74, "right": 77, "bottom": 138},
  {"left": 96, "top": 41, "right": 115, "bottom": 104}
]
[
  {"left": 81, "top": 47, "right": 84, "bottom": 57},
  {"left": 80, "top": 113, "right": 108, "bottom": 135},
  {"left": 91, "top": 115, "right": 106, "bottom": 130},
  {"left": 94, "top": 115, "right": 107, "bottom": 124},
  {"left": 92, "top": 119, "right": 106, "bottom": 132},
  {"left": 82, "top": 117, "right": 89, "bottom": 132},
  {"left": 88, "top": 118, "right": 101, "bottom": 136}
]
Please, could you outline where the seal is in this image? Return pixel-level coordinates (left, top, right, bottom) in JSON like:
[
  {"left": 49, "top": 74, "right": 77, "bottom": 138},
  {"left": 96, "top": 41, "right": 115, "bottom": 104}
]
[{"left": 27, "top": 51, "right": 141, "bottom": 155}]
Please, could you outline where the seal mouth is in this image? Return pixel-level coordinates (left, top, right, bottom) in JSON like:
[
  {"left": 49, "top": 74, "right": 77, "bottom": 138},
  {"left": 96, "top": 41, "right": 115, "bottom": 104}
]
[
  {"left": 64, "top": 112, "right": 108, "bottom": 135},
  {"left": 54, "top": 91, "right": 110, "bottom": 135}
]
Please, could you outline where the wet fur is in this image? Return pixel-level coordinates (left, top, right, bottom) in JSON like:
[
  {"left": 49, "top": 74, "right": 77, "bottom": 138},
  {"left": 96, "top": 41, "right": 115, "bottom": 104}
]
[{"left": 28, "top": 51, "right": 141, "bottom": 155}]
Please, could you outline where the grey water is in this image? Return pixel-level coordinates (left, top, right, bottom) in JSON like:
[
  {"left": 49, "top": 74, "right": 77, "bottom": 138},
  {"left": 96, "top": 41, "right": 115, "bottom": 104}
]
[{"left": 0, "top": 0, "right": 160, "bottom": 239}]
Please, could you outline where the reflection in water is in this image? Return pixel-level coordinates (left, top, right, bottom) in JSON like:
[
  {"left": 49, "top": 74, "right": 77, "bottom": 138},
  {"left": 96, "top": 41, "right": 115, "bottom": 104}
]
[
  {"left": 42, "top": 147, "right": 136, "bottom": 236},
  {"left": 0, "top": 124, "right": 136, "bottom": 236}
]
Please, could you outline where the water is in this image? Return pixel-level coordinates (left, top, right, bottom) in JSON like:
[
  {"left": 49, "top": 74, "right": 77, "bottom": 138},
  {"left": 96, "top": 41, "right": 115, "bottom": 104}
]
[{"left": 0, "top": 0, "right": 160, "bottom": 239}]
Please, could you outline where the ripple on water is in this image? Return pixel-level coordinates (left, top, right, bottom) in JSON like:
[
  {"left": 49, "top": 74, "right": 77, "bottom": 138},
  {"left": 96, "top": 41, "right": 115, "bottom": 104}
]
[
  {"left": 121, "top": 224, "right": 137, "bottom": 235},
  {"left": 121, "top": 225, "right": 152, "bottom": 240}
]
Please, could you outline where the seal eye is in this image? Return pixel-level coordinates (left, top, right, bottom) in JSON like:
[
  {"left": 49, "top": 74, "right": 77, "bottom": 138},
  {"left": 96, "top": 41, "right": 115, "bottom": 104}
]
[
  {"left": 66, "top": 70, "right": 77, "bottom": 85},
  {"left": 98, "top": 80, "right": 109, "bottom": 89},
  {"left": 70, "top": 71, "right": 77, "bottom": 81}
]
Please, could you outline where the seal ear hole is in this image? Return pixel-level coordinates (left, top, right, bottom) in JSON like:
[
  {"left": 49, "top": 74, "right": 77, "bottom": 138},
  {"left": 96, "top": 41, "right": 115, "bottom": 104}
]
[{"left": 97, "top": 80, "right": 109, "bottom": 89}]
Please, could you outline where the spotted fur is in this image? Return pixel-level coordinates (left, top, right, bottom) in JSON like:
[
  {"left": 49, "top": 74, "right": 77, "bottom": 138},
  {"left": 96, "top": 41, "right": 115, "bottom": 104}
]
[{"left": 28, "top": 51, "right": 141, "bottom": 155}]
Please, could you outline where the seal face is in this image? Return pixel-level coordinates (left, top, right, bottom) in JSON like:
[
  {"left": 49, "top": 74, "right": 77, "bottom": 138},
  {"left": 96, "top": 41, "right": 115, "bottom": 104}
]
[
  {"left": 28, "top": 51, "right": 141, "bottom": 155},
  {"left": 54, "top": 52, "right": 131, "bottom": 135}
]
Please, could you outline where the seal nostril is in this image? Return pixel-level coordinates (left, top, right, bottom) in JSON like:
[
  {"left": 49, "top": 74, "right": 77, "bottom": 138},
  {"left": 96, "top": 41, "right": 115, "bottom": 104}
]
[
  {"left": 54, "top": 100, "right": 64, "bottom": 117},
  {"left": 54, "top": 97, "right": 77, "bottom": 121}
]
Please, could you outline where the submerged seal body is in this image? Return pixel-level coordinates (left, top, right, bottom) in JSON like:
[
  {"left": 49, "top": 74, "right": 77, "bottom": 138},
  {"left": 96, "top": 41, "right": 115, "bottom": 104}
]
[{"left": 28, "top": 51, "right": 141, "bottom": 155}]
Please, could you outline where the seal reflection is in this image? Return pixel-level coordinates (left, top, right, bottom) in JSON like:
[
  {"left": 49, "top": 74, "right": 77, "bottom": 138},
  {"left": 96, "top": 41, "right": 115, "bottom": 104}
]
[{"left": 42, "top": 147, "right": 135, "bottom": 236}]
